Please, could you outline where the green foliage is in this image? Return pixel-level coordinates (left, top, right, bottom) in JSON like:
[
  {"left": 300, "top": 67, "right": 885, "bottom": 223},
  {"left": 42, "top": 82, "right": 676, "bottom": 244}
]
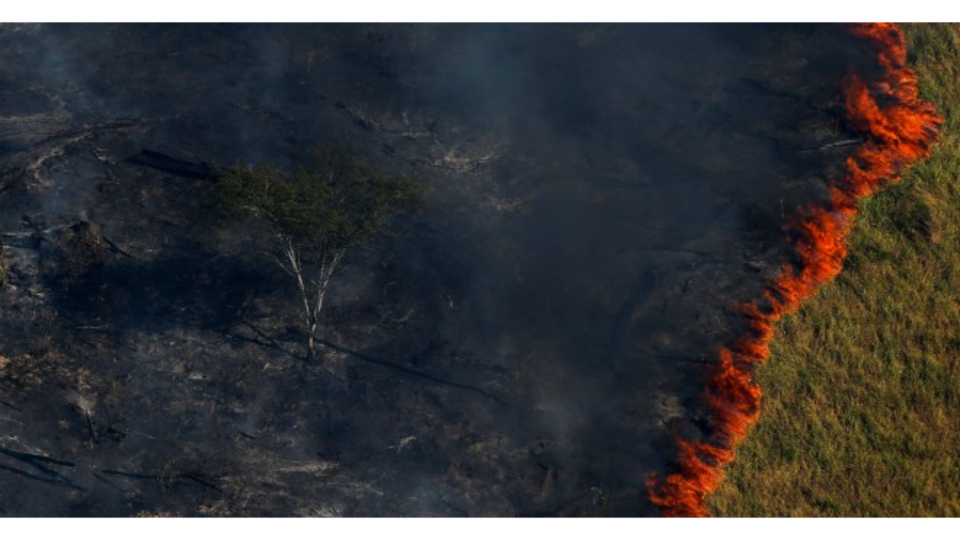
[
  {"left": 709, "top": 23, "right": 960, "bottom": 517},
  {"left": 214, "top": 145, "right": 421, "bottom": 252},
  {"left": 212, "top": 145, "right": 422, "bottom": 360}
]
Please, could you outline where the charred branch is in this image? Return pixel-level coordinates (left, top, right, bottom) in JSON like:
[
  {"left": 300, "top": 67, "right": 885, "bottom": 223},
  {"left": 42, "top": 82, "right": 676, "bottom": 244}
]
[{"left": 130, "top": 149, "right": 214, "bottom": 180}]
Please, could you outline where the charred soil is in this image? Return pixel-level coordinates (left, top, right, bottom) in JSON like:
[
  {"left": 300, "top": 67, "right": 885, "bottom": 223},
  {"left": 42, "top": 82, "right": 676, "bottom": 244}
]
[{"left": 0, "top": 24, "right": 892, "bottom": 516}]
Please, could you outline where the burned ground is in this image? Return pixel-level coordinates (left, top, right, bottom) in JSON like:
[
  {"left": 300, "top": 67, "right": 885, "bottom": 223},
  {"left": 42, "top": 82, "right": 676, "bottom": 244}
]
[{"left": 0, "top": 24, "right": 872, "bottom": 516}]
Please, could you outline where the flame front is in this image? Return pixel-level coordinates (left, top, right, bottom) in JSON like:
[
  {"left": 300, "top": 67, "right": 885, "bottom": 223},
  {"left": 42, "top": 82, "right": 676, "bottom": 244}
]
[{"left": 645, "top": 23, "right": 944, "bottom": 517}]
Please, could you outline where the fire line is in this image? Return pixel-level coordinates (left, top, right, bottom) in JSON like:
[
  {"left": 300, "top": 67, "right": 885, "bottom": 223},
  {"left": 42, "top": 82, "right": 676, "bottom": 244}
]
[{"left": 645, "top": 23, "right": 944, "bottom": 517}]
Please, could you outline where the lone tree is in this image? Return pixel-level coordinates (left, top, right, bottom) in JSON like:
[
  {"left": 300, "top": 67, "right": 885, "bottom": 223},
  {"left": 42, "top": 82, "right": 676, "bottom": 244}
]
[{"left": 214, "top": 146, "right": 421, "bottom": 360}]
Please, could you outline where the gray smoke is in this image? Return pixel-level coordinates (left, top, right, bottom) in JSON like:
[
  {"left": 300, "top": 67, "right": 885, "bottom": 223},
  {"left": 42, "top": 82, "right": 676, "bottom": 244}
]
[{"left": 0, "top": 23, "right": 870, "bottom": 516}]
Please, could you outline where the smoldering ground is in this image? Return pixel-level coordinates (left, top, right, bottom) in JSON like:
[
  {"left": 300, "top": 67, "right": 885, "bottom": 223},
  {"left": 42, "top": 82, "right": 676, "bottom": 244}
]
[{"left": 0, "top": 24, "right": 872, "bottom": 515}]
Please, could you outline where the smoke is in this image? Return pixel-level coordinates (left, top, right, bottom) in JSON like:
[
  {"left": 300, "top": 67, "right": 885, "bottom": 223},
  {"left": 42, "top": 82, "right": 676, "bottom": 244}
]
[{"left": 0, "top": 24, "right": 908, "bottom": 516}]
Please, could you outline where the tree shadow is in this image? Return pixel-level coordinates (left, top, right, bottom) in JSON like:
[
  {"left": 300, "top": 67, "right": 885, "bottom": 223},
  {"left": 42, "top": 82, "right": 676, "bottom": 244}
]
[{"left": 220, "top": 316, "right": 504, "bottom": 405}]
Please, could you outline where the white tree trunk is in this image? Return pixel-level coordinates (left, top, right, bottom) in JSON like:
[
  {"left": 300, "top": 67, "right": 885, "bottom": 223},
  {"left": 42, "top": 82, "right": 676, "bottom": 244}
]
[{"left": 277, "top": 235, "right": 345, "bottom": 361}]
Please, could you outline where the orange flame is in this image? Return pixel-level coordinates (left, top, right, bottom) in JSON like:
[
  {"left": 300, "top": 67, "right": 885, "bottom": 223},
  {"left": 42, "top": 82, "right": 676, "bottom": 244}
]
[{"left": 645, "top": 23, "right": 943, "bottom": 517}]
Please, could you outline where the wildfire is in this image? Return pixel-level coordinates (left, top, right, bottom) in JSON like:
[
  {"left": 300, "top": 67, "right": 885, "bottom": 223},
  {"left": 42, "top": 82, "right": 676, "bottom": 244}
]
[{"left": 645, "top": 23, "right": 943, "bottom": 517}]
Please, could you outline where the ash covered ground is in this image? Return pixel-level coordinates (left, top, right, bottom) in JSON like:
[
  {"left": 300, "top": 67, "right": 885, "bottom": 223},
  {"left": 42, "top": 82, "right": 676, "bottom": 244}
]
[{"left": 0, "top": 24, "right": 875, "bottom": 516}]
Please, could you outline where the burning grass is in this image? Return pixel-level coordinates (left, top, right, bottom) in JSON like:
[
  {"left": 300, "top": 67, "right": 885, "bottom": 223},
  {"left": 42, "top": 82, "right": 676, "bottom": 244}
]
[
  {"left": 648, "top": 20, "right": 943, "bottom": 519},
  {"left": 705, "top": 23, "right": 960, "bottom": 517}
]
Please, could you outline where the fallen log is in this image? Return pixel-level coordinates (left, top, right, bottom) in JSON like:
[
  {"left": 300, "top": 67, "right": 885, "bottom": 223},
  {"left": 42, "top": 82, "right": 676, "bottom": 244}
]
[{"left": 130, "top": 149, "right": 214, "bottom": 180}]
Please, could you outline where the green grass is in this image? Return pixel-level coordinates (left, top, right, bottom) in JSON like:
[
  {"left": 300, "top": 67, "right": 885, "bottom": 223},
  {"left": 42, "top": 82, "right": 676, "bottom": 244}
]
[{"left": 708, "top": 24, "right": 960, "bottom": 517}]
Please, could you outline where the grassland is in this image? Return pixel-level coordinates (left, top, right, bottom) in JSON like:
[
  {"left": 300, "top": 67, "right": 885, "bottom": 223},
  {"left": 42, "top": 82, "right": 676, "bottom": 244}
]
[{"left": 708, "top": 23, "right": 959, "bottom": 517}]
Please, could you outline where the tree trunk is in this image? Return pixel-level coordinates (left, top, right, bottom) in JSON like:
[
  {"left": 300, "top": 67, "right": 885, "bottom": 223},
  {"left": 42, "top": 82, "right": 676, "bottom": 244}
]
[
  {"left": 279, "top": 240, "right": 341, "bottom": 362},
  {"left": 307, "top": 333, "right": 316, "bottom": 361},
  {"left": 305, "top": 298, "right": 322, "bottom": 362}
]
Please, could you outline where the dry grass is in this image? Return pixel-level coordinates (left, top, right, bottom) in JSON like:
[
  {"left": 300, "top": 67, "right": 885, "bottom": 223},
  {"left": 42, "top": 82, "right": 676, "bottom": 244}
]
[{"left": 709, "top": 23, "right": 960, "bottom": 517}]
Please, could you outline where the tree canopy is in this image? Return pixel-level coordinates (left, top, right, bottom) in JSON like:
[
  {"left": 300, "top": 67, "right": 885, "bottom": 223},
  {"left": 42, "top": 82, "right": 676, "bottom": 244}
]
[
  {"left": 211, "top": 145, "right": 422, "bottom": 360},
  {"left": 214, "top": 145, "right": 421, "bottom": 252}
]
